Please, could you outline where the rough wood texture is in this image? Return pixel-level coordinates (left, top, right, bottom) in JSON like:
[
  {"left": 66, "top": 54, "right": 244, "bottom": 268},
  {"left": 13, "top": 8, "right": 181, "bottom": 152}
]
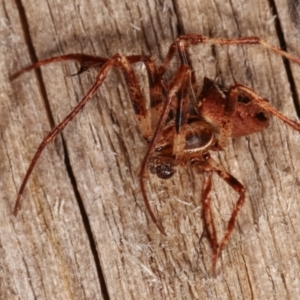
[{"left": 1, "top": 0, "right": 300, "bottom": 299}]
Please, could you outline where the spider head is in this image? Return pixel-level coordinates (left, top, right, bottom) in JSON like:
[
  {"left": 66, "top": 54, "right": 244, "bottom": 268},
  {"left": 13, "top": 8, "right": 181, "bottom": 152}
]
[{"left": 149, "top": 159, "right": 176, "bottom": 179}]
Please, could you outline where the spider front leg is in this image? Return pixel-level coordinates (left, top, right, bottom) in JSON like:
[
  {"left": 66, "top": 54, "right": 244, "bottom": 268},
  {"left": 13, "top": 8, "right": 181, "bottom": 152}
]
[
  {"left": 11, "top": 54, "right": 108, "bottom": 79},
  {"left": 158, "top": 34, "right": 300, "bottom": 80},
  {"left": 193, "top": 152, "right": 246, "bottom": 272},
  {"left": 139, "top": 64, "right": 192, "bottom": 234},
  {"left": 11, "top": 53, "right": 155, "bottom": 79},
  {"left": 12, "top": 52, "right": 165, "bottom": 136},
  {"left": 12, "top": 53, "right": 155, "bottom": 214}
]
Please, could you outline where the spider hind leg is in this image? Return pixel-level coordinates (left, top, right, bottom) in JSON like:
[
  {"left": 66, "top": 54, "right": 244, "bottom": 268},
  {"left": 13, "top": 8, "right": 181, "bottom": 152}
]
[{"left": 193, "top": 152, "right": 246, "bottom": 272}]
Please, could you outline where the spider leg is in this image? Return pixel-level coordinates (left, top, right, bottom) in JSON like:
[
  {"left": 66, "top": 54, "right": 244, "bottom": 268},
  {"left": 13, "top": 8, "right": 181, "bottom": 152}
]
[
  {"left": 200, "top": 170, "right": 219, "bottom": 271},
  {"left": 11, "top": 53, "right": 155, "bottom": 78},
  {"left": 139, "top": 64, "right": 191, "bottom": 234},
  {"left": 11, "top": 54, "right": 108, "bottom": 79},
  {"left": 155, "top": 37, "right": 199, "bottom": 108},
  {"left": 149, "top": 44, "right": 199, "bottom": 160},
  {"left": 13, "top": 53, "right": 153, "bottom": 214},
  {"left": 159, "top": 34, "right": 300, "bottom": 74},
  {"left": 141, "top": 56, "right": 167, "bottom": 130},
  {"left": 172, "top": 68, "right": 190, "bottom": 160},
  {"left": 194, "top": 152, "right": 245, "bottom": 272},
  {"left": 12, "top": 53, "right": 165, "bottom": 135},
  {"left": 209, "top": 155, "right": 245, "bottom": 270}
]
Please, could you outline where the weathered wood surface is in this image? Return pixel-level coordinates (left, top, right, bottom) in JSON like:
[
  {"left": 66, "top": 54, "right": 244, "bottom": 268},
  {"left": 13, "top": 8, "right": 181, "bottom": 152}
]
[{"left": 1, "top": 0, "right": 300, "bottom": 299}]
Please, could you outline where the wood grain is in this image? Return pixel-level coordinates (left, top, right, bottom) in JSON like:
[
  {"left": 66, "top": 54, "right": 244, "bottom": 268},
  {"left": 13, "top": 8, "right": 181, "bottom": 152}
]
[{"left": 1, "top": 0, "right": 300, "bottom": 299}]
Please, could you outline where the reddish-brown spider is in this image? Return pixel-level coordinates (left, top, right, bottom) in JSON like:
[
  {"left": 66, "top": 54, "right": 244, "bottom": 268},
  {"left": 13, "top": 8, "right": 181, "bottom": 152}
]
[{"left": 11, "top": 34, "right": 300, "bottom": 272}]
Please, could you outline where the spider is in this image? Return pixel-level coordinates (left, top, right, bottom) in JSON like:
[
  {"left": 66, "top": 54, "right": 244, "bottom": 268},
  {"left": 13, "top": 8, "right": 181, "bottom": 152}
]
[{"left": 11, "top": 34, "right": 300, "bottom": 272}]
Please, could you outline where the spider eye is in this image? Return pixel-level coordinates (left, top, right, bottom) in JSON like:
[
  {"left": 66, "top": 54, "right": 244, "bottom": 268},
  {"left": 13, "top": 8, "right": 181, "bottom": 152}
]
[
  {"left": 237, "top": 95, "right": 250, "bottom": 104},
  {"left": 151, "top": 163, "right": 176, "bottom": 179},
  {"left": 255, "top": 111, "right": 268, "bottom": 121}
]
